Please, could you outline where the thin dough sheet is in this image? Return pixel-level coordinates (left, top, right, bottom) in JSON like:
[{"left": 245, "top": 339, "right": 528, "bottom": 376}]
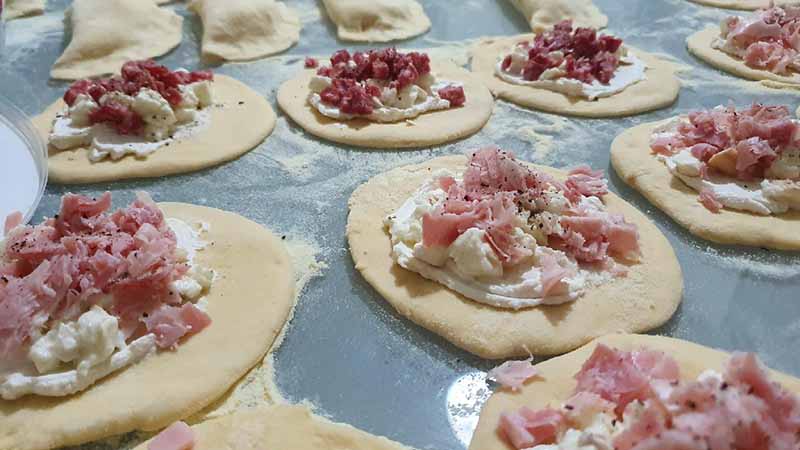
[
  {"left": 508, "top": 0, "right": 608, "bottom": 32},
  {"left": 321, "top": 0, "right": 431, "bottom": 42}
]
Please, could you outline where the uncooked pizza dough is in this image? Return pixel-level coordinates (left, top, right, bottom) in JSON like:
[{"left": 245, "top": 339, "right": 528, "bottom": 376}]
[
  {"left": 0, "top": 203, "right": 296, "bottom": 450},
  {"left": 134, "top": 404, "right": 415, "bottom": 450},
  {"left": 469, "top": 333, "right": 800, "bottom": 450},
  {"left": 32, "top": 75, "right": 276, "bottom": 184},
  {"left": 685, "top": 0, "right": 799, "bottom": 10},
  {"left": 470, "top": 36, "right": 680, "bottom": 118},
  {"left": 346, "top": 156, "right": 683, "bottom": 359},
  {"left": 277, "top": 61, "right": 494, "bottom": 149},
  {"left": 50, "top": 0, "right": 183, "bottom": 80},
  {"left": 611, "top": 120, "right": 800, "bottom": 250},
  {"left": 3, "top": 0, "right": 45, "bottom": 20},
  {"left": 687, "top": 26, "right": 800, "bottom": 85},
  {"left": 509, "top": 0, "right": 608, "bottom": 32},
  {"left": 321, "top": 0, "right": 431, "bottom": 42},
  {"left": 189, "top": 0, "right": 301, "bottom": 62}
]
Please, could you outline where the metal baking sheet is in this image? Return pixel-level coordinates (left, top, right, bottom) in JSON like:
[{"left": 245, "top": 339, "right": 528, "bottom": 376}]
[{"left": 2, "top": 0, "right": 799, "bottom": 449}]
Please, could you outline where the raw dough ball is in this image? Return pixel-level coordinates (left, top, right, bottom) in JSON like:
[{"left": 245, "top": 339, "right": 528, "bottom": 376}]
[
  {"left": 277, "top": 61, "right": 493, "bottom": 149},
  {"left": 321, "top": 0, "right": 431, "bottom": 42},
  {"left": 469, "top": 333, "right": 800, "bottom": 450},
  {"left": 50, "top": 0, "right": 183, "bottom": 80},
  {"left": 0, "top": 203, "right": 296, "bottom": 450},
  {"left": 611, "top": 120, "right": 800, "bottom": 250},
  {"left": 189, "top": 0, "right": 301, "bottom": 62},
  {"left": 3, "top": 0, "right": 45, "bottom": 20},
  {"left": 508, "top": 0, "right": 607, "bottom": 32},
  {"left": 346, "top": 156, "right": 683, "bottom": 359},
  {"left": 32, "top": 75, "right": 276, "bottom": 184}
]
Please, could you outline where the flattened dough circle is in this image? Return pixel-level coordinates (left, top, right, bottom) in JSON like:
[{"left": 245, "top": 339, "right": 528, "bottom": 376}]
[
  {"left": 686, "top": 0, "right": 779, "bottom": 10},
  {"left": 687, "top": 26, "right": 800, "bottom": 85},
  {"left": 470, "top": 35, "right": 680, "bottom": 118},
  {"left": 276, "top": 62, "right": 494, "bottom": 149},
  {"left": 32, "top": 75, "right": 276, "bottom": 184},
  {"left": 346, "top": 156, "right": 683, "bottom": 359},
  {"left": 0, "top": 203, "right": 296, "bottom": 450},
  {"left": 469, "top": 333, "right": 800, "bottom": 450},
  {"left": 611, "top": 120, "right": 800, "bottom": 250}
]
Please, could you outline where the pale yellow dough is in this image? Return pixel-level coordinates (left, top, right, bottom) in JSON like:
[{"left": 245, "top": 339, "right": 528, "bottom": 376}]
[
  {"left": 346, "top": 156, "right": 683, "bottom": 359},
  {"left": 3, "top": 0, "right": 45, "bottom": 20},
  {"left": 189, "top": 0, "right": 301, "bottom": 63},
  {"left": 469, "top": 333, "right": 800, "bottom": 450},
  {"left": 470, "top": 36, "right": 681, "bottom": 118},
  {"left": 686, "top": 0, "right": 799, "bottom": 10},
  {"left": 134, "top": 404, "right": 415, "bottom": 450},
  {"left": 50, "top": 0, "right": 183, "bottom": 80},
  {"left": 321, "top": 0, "right": 431, "bottom": 42},
  {"left": 0, "top": 203, "right": 296, "bottom": 450},
  {"left": 509, "top": 0, "right": 607, "bottom": 33},
  {"left": 32, "top": 75, "right": 276, "bottom": 184},
  {"left": 277, "top": 61, "right": 494, "bottom": 149},
  {"left": 611, "top": 120, "right": 800, "bottom": 250},
  {"left": 688, "top": 26, "right": 800, "bottom": 85}
]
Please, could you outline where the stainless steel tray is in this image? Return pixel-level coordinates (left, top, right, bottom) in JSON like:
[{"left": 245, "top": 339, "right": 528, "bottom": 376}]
[{"left": 2, "top": 0, "right": 799, "bottom": 449}]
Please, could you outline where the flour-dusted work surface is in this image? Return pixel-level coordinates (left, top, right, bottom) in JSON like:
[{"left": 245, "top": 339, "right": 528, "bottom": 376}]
[{"left": 1, "top": 0, "right": 799, "bottom": 450}]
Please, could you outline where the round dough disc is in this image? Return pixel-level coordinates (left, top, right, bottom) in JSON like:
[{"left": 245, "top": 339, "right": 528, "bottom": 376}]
[
  {"left": 686, "top": 0, "right": 771, "bottom": 10},
  {"left": 469, "top": 333, "right": 800, "bottom": 450},
  {"left": 687, "top": 26, "right": 800, "bottom": 85},
  {"left": 276, "top": 61, "right": 494, "bottom": 149},
  {"left": 346, "top": 156, "right": 683, "bottom": 359},
  {"left": 611, "top": 120, "right": 800, "bottom": 250},
  {"left": 470, "top": 35, "right": 680, "bottom": 118},
  {"left": 31, "top": 75, "right": 276, "bottom": 184},
  {"left": 134, "top": 404, "right": 414, "bottom": 450},
  {"left": 0, "top": 203, "right": 296, "bottom": 450}
]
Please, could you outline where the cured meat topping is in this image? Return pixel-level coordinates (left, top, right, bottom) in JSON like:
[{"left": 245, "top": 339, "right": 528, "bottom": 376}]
[{"left": 716, "top": 6, "right": 800, "bottom": 75}]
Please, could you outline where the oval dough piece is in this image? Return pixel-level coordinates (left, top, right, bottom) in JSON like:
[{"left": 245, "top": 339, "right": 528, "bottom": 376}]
[
  {"left": 470, "top": 36, "right": 680, "bottom": 118},
  {"left": 611, "top": 120, "right": 800, "bottom": 250},
  {"left": 508, "top": 0, "right": 607, "bottom": 33},
  {"left": 321, "top": 0, "right": 431, "bottom": 42},
  {"left": 346, "top": 156, "right": 683, "bottom": 359},
  {"left": 31, "top": 75, "right": 276, "bottom": 184},
  {"left": 3, "top": 0, "right": 45, "bottom": 20},
  {"left": 189, "top": 0, "right": 301, "bottom": 63},
  {"left": 469, "top": 333, "right": 800, "bottom": 450},
  {"left": 0, "top": 203, "right": 296, "bottom": 450},
  {"left": 50, "top": 0, "right": 183, "bottom": 80},
  {"left": 134, "top": 404, "right": 415, "bottom": 450},
  {"left": 277, "top": 61, "right": 494, "bottom": 149},
  {"left": 687, "top": 26, "right": 800, "bottom": 85}
]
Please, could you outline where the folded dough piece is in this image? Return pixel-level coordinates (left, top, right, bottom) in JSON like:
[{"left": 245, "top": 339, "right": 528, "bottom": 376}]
[
  {"left": 509, "top": 0, "right": 608, "bottom": 32},
  {"left": 321, "top": 0, "right": 431, "bottom": 42},
  {"left": 50, "top": 0, "right": 183, "bottom": 80},
  {"left": 3, "top": 0, "right": 45, "bottom": 20},
  {"left": 189, "top": 0, "right": 301, "bottom": 62}
]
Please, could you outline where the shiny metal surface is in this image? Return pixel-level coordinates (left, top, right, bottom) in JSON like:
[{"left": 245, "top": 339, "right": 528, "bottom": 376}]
[{"left": 1, "top": 1, "right": 799, "bottom": 449}]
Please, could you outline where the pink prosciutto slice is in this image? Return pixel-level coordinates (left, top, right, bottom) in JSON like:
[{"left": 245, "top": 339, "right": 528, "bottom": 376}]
[
  {"left": 148, "top": 421, "right": 195, "bottom": 450},
  {"left": 718, "top": 6, "right": 800, "bottom": 76},
  {"left": 488, "top": 358, "right": 539, "bottom": 391}
]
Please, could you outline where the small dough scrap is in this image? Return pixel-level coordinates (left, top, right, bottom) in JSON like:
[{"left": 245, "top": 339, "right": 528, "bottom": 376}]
[
  {"left": 50, "top": 0, "right": 183, "bottom": 80},
  {"left": 189, "top": 0, "right": 301, "bottom": 62},
  {"left": 277, "top": 61, "right": 494, "bottom": 149},
  {"left": 469, "top": 333, "right": 800, "bottom": 450},
  {"left": 0, "top": 203, "right": 296, "bottom": 450},
  {"left": 32, "top": 75, "right": 276, "bottom": 184},
  {"left": 611, "top": 120, "right": 800, "bottom": 250},
  {"left": 3, "top": 0, "right": 45, "bottom": 20},
  {"left": 135, "top": 404, "right": 416, "bottom": 450},
  {"left": 346, "top": 156, "right": 683, "bottom": 359},
  {"left": 688, "top": 26, "right": 800, "bottom": 85},
  {"left": 321, "top": 0, "right": 431, "bottom": 42},
  {"left": 508, "top": 0, "right": 607, "bottom": 32}
]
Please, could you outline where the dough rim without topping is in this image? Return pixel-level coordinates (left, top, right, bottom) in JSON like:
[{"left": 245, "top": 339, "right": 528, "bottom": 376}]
[
  {"left": 0, "top": 203, "right": 296, "bottom": 450},
  {"left": 31, "top": 75, "right": 276, "bottom": 184},
  {"left": 470, "top": 35, "right": 681, "bottom": 118},
  {"left": 346, "top": 155, "right": 683, "bottom": 358},
  {"left": 611, "top": 119, "right": 800, "bottom": 250},
  {"left": 686, "top": 0, "right": 772, "bottom": 10},
  {"left": 469, "top": 333, "right": 800, "bottom": 450}
]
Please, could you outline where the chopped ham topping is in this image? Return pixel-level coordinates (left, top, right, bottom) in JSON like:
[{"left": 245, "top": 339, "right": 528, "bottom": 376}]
[
  {"left": 488, "top": 358, "right": 539, "bottom": 391},
  {"left": 718, "top": 6, "right": 800, "bottom": 76},
  {"left": 304, "top": 57, "right": 319, "bottom": 69},
  {"left": 499, "top": 407, "right": 565, "bottom": 449},
  {"left": 698, "top": 188, "right": 723, "bottom": 213},
  {"left": 3, "top": 211, "right": 23, "bottom": 235},
  {"left": 148, "top": 421, "right": 195, "bottom": 450}
]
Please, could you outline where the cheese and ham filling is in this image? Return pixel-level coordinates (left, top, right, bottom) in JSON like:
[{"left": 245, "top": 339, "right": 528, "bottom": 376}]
[
  {"left": 308, "top": 48, "right": 466, "bottom": 122},
  {"left": 0, "top": 192, "right": 213, "bottom": 400},
  {"left": 148, "top": 421, "right": 195, "bottom": 450},
  {"left": 384, "top": 147, "right": 641, "bottom": 310},
  {"left": 497, "top": 344, "right": 800, "bottom": 450},
  {"left": 713, "top": 6, "right": 800, "bottom": 76},
  {"left": 650, "top": 103, "right": 800, "bottom": 215},
  {"left": 50, "top": 60, "right": 215, "bottom": 162},
  {"left": 495, "top": 20, "right": 647, "bottom": 100}
]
